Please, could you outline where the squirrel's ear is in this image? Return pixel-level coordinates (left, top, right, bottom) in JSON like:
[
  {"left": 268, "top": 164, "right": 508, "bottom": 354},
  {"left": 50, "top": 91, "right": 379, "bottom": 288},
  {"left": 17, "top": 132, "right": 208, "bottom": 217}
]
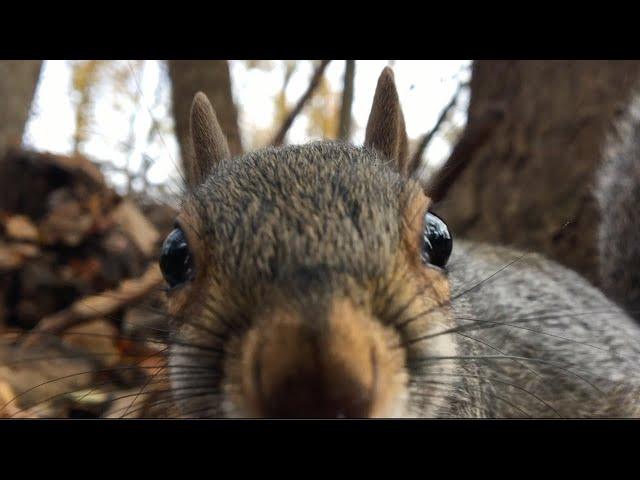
[
  {"left": 186, "top": 92, "right": 231, "bottom": 187},
  {"left": 364, "top": 67, "right": 410, "bottom": 175}
]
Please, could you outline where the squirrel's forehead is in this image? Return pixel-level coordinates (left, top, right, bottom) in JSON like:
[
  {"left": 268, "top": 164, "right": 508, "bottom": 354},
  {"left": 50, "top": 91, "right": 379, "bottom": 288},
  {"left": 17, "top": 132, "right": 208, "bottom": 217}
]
[
  {"left": 180, "top": 146, "right": 416, "bottom": 281},
  {"left": 192, "top": 144, "right": 409, "bottom": 210}
]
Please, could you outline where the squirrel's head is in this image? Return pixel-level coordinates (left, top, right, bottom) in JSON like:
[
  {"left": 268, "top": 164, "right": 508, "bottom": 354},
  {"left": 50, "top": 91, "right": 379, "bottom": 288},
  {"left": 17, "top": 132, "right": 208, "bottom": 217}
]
[{"left": 162, "top": 67, "right": 456, "bottom": 418}]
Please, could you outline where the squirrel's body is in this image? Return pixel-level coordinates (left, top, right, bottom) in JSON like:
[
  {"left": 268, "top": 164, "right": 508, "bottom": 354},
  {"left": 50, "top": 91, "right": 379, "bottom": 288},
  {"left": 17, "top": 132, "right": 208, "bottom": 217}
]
[
  {"left": 597, "top": 94, "right": 640, "bottom": 322},
  {"left": 446, "top": 240, "right": 640, "bottom": 417},
  {"left": 160, "top": 68, "right": 640, "bottom": 418}
]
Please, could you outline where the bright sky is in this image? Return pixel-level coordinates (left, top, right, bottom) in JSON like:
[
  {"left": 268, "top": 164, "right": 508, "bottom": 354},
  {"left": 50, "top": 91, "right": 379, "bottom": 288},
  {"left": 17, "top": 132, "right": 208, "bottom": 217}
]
[{"left": 23, "top": 60, "right": 471, "bottom": 191}]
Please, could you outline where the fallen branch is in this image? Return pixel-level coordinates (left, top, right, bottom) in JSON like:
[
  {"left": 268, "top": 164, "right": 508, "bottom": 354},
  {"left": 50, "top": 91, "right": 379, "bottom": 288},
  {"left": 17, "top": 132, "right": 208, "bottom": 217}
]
[
  {"left": 21, "top": 264, "right": 163, "bottom": 349},
  {"left": 426, "top": 105, "right": 505, "bottom": 203},
  {"left": 271, "top": 60, "right": 331, "bottom": 146},
  {"left": 408, "top": 81, "right": 469, "bottom": 175}
]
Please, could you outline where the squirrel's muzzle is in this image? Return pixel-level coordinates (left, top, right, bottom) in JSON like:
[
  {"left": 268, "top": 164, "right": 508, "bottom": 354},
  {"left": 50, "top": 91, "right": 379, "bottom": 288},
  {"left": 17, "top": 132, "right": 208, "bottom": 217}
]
[{"left": 239, "top": 298, "right": 405, "bottom": 418}]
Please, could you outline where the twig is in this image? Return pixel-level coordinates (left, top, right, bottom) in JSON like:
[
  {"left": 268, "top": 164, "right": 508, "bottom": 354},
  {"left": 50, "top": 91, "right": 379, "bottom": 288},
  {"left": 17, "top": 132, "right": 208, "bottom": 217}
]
[
  {"left": 271, "top": 60, "right": 331, "bottom": 146},
  {"left": 408, "top": 81, "right": 469, "bottom": 174},
  {"left": 426, "top": 105, "right": 505, "bottom": 203},
  {"left": 338, "top": 60, "right": 356, "bottom": 141},
  {"left": 20, "top": 264, "right": 163, "bottom": 350}
]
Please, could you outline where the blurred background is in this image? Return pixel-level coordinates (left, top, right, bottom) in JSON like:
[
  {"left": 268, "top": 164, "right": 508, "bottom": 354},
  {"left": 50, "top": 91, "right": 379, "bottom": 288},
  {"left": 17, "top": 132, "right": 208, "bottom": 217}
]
[
  {"left": 20, "top": 60, "right": 471, "bottom": 198},
  {"left": 1, "top": 60, "right": 639, "bottom": 417}
]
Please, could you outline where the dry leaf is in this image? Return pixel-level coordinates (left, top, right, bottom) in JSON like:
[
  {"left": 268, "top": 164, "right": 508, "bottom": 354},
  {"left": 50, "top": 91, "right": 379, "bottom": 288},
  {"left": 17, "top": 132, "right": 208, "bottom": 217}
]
[
  {"left": 62, "top": 319, "right": 121, "bottom": 368},
  {"left": 5, "top": 215, "right": 39, "bottom": 242}
]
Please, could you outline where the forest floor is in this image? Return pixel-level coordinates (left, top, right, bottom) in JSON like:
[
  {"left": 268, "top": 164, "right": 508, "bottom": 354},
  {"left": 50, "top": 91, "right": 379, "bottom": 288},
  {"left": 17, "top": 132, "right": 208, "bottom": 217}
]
[{"left": 0, "top": 148, "right": 178, "bottom": 418}]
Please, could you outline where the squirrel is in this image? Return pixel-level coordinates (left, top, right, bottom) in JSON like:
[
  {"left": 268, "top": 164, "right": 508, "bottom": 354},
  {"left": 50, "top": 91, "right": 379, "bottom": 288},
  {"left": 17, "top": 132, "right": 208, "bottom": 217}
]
[
  {"left": 159, "top": 67, "right": 640, "bottom": 418},
  {"left": 596, "top": 94, "right": 640, "bottom": 323}
]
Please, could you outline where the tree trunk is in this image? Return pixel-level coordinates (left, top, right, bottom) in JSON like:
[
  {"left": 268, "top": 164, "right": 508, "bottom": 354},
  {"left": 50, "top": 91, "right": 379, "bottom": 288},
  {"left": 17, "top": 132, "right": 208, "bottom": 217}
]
[
  {"left": 0, "top": 61, "right": 42, "bottom": 153},
  {"left": 338, "top": 60, "right": 355, "bottom": 141},
  {"left": 168, "top": 60, "right": 243, "bottom": 174},
  {"left": 436, "top": 60, "right": 640, "bottom": 285}
]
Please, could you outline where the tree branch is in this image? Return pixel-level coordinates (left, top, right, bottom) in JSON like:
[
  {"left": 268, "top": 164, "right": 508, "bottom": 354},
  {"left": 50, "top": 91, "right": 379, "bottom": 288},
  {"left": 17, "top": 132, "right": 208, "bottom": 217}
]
[
  {"left": 271, "top": 60, "right": 331, "bottom": 146},
  {"left": 20, "top": 264, "right": 163, "bottom": 350},
  {"left": 408, "top": 81, "right": 469, "bottom": 174}
]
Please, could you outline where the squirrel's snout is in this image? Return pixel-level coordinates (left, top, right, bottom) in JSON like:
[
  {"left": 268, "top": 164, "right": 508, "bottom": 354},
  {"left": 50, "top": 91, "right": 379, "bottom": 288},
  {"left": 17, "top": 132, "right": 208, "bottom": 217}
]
[
  {"left": 256, "top": 345, "right": 374, "bottom": 418},
  {"left": 240, "top": 299, "right": 401, "bottom": 418}
]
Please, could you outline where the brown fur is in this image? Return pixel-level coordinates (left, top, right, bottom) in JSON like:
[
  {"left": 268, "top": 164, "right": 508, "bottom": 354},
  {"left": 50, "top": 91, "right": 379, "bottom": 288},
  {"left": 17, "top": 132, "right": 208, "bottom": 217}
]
[
  {"left": 400, "top": 188, "right": 430, "bottom": 261},
  {"left": 235, "top": 298, "right": 406, "bottom": 417},
  {"left": 364, "top": 67, "right": 411, "bottom": 176},
  {"left": 163, "top": 67, "right": 640, "bottom": 419},
  {"left": 186, "top": 92, "right": 231, "bottom": 188},
  {"left": 166, "top": 69, "right": 454, "bottom": 418}
]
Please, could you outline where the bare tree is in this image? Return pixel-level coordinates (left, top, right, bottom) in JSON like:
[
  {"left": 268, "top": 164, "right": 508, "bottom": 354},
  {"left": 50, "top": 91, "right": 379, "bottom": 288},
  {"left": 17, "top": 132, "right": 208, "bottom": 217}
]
[
  {"left": 0, "top": 61, "right": 42, "bottom": 153},
  {"left": 437, "top": 60, "right": 640, "bottom": 284},
  {"left": 409, "top": 80, "right": 468, "bottom": 177},
  {"left": 168, "top": 60, "right": 243, "bottom": 174},
  {"left": 271, "top": 60, "right": 331, "bottom": 146}
]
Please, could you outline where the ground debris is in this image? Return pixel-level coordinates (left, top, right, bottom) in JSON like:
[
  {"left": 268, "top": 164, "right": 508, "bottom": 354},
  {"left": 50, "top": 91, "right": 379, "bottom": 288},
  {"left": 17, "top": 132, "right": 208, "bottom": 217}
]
[{"left": 0, "top": 148, "right": 178, "bottom": 418}]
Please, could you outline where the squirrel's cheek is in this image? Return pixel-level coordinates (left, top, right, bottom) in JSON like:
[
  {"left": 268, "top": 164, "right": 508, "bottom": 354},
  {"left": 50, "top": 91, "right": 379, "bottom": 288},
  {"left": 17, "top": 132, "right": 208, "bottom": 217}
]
[
  {"left": 420, "top": 265, "right": 451, "bottom": 304},
  {"left": 164, "top": 287, "right": 191, "bottom": 317}
]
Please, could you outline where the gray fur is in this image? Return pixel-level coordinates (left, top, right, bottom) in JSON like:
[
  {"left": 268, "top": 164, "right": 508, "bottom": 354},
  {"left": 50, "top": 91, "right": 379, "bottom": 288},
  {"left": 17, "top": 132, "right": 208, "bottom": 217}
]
[
  {"left": 185, "top": 141, "right": 408, "bottom": 296},
  {"left": 445, "top": 240, "right": 640, "bottom": 417},
  {"left": 168, "top": 74, "right": 640, "bottom": 418},
  {"left": 171, "top": 141, "right": 640, "bottom": 418},
  {"left": 597, "top": 95, "right": 640, "bottom": 321},
  {"left": 171, "top": 142, "right": 419, "bottom": 417}
]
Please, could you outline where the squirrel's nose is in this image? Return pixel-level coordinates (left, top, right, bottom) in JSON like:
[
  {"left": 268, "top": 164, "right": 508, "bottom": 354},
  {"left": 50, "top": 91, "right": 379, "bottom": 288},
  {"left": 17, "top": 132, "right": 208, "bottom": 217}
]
[
  {"left": 259, "top": 357, "right": 372, "bottom": 418},
  {"left": 241, "top": 300, "right": 382, "bottom": 418}
]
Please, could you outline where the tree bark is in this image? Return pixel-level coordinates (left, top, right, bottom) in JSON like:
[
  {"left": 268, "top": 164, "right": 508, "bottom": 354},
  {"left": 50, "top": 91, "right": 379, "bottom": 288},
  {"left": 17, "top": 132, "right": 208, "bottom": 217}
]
[
  {"left": 436, "top": 60, "right": 640, "bottom": 285},
  {"left": 0, "top": 61, "right": 42, "bottom": 153},
  {"left": 338, "top": 60, "right": 355, "bottom": 141},
  {"left": 168, "top": 60, "right": 243, "bottom": 174}
]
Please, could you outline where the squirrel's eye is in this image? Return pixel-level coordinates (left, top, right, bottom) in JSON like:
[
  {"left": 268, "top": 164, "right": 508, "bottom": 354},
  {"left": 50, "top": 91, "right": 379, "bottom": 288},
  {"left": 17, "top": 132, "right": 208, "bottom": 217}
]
[
  {"left": 422, "top": 212, "right": 452, "bottom": 268},
  {"left": 160, "top": 227, "right": 195, "bottom": 288}
]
